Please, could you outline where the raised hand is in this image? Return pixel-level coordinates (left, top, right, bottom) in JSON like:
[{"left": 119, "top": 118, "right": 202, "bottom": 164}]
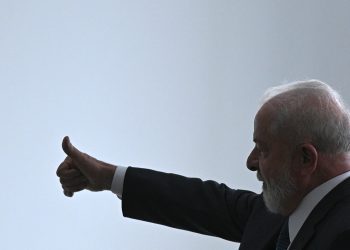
[{"left": 56, "top": 136, "right": 116, "bottom": 197}]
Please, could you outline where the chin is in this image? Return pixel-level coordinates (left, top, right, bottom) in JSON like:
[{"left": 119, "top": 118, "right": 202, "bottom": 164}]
[
  {"left": 263, "top": 193, "right": 282, "bottom": 214},
  {"left": 260, "top": 167, "right": 298, "bottom": 215},
  {"left": 262, "top": 186, "right": 293, "bottom": 215}
]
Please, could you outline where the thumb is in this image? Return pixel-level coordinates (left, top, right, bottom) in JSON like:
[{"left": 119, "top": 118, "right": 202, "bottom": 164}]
[
  {"left": 62, "top": 136, "right": 93, "bottom": 177},
  {"left": 62, "top": 136, "right": 81, "bottom": 159}
]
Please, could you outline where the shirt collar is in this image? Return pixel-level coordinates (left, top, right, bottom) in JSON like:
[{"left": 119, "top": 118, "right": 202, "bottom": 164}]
[{"left": 288, "top": 171, "right": 350, "bottom": 244}]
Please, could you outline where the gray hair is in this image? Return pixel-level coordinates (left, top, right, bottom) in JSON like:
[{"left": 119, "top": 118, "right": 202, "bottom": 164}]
[{"left": 260, "top": 79, "right": 350, "bottom": 154}]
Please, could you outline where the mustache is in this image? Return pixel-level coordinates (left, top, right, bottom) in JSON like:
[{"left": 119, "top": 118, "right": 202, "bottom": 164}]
[{"left": 257, "top": 171, "right": 264, "bottom": 181}]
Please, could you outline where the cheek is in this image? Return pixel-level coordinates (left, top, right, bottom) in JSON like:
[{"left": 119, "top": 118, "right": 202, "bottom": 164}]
[
  {"left": 288, "top": 166, "right": 302, "bottom": 186},
  {"left": 258, "top": 161, "right": 270, "bottom": 179},
  {"left": 259, "top": 159, "right": 279, "bottom": 181}
]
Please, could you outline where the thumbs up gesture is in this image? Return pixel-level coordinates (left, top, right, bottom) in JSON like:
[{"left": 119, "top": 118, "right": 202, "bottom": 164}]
[{"left": 56, "top": 136, "right": 116, "bottom": 197}]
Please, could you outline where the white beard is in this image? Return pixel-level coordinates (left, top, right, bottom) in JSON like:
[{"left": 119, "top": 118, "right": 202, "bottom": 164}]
[{"left": 257, "top": 165, "right": 297, "bottom": 214}]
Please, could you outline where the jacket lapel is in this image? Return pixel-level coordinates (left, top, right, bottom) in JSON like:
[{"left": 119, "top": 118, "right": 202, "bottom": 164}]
[{"left": 289, "top": 177, "right": 350, "bottom": 250}]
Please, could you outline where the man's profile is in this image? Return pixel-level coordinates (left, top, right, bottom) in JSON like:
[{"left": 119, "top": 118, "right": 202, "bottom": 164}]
[{"left": 56, "top": 80, "right": 350, "bottom": 249}]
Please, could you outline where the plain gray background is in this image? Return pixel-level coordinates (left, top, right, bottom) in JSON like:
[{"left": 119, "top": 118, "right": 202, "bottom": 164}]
[{"left": 1, "top": 1, "right": 350, "bottom": 249}]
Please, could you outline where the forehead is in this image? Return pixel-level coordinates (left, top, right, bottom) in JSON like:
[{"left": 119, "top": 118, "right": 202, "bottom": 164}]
[
  {"left": 253, "top": 105, "right": 288, "bottom": 150},
  {"left": 253, "top": 102, "right": 292, "bottom": 150},
  {"left": 254, "top": 103, "right": 275, "bottom": 137}
]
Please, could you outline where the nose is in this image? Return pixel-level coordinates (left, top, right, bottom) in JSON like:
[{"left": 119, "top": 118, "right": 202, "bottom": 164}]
[{"left": 246, "top": 147, "right": 259, "bottom": 171}]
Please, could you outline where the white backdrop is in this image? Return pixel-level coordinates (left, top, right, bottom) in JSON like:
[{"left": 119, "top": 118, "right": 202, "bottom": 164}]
[{"left": 1, "top": 1, "right": 350, "bottom": 249}]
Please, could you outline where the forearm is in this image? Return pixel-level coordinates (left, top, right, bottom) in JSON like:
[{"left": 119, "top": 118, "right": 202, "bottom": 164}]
[{"left": 121, "top": 167, "right": 258, "bottom": 242}]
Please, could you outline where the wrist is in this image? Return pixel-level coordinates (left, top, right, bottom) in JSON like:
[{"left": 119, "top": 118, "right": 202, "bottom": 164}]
[{"left": 101, "top": 163, "right": 117, "bottom": 191}]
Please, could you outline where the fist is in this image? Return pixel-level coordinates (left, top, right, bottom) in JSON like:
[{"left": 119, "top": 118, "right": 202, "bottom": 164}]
[{"left": 56, "top": 136, "right": 116, "bottom": 197}]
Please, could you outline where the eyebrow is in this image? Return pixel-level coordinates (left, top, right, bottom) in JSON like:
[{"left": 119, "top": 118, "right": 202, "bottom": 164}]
[
  {"left": 253, "top": 138, "right": 261, "bottom": 143},
  {"left": 253, "top": 138, "right": 267, "bottom": 148}
]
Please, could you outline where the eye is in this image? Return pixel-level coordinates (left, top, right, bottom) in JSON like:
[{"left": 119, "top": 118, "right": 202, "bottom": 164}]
[{"left": 256, "top": 144, "right": 268, "bottom": 158}]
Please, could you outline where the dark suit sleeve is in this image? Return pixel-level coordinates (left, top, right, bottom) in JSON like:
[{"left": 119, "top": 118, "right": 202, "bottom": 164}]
[{"left": 121, "top": 167, "right": 260, "bottom": 242}]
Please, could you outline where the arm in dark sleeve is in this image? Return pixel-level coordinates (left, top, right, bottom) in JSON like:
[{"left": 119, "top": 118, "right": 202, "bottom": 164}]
[{"left": 121, "top": 167, "right": 261, "bottom": 242}]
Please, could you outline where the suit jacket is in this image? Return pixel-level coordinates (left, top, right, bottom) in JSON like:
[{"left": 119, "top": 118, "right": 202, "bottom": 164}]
[{"left": 121, "top": 167, "right": 350, "bottom": 249}]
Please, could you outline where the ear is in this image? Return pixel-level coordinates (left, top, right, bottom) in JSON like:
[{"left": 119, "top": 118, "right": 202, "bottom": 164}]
[{"left": 299, "top": 143, "right": 318, "bottom": 176}]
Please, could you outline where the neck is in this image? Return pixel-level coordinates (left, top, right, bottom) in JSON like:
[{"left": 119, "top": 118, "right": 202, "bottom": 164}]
[
  {"left": 315, "top": 152, "right": 350, "bottom": 183},
  {"left": 281, "top": 153, "right": 350, "bottom": 216}
]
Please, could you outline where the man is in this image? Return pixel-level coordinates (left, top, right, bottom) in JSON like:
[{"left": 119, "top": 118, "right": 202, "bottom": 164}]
[{"left": 57, "top": 80, "right": 350, "bottom": 249}]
